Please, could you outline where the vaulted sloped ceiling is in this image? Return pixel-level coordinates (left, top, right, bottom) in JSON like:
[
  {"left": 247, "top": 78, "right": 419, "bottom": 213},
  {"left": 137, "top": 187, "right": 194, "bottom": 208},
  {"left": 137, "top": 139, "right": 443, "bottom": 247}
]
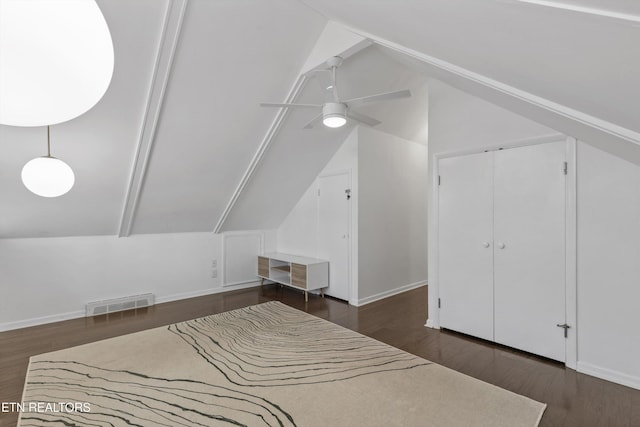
[
  {"left": 220, "top": 44, "right": 429, "bottom": 231},
  {"left": 0, "top": 0, "right": 168, "bottom": 238},
  {"left": 132, "top": 0, "right": 326, "bottom": 234},
  {"left": 0, "top": 0, "right": 327, "bottom": 238},
  {"left": 299, "top": 0, "right": 640, "bottom": 147},
  {"left": 1, "top": 0, "right": 638, "bottom": 238}
]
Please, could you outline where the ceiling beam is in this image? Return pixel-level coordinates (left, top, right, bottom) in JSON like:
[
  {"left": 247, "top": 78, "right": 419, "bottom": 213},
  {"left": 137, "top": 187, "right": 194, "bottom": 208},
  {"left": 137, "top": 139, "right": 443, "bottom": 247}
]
[
  {"left": 117, "top": 0, "right": 187, "bottom": 237},
  {"left": 212, "top": 73, "right": 308, "bottom": 234},
  {"left": 512, "top": 1, "right": 640, "bottom": 24},
  {"left": 339, "top": 23, "right": 640, "bottom": 150}
]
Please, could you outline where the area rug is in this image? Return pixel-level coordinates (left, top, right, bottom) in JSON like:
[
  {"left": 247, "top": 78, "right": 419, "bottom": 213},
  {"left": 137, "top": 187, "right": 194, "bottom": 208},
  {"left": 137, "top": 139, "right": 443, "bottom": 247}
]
[{"left": 19, "top": 301, "right": 545, "bottom": 426}]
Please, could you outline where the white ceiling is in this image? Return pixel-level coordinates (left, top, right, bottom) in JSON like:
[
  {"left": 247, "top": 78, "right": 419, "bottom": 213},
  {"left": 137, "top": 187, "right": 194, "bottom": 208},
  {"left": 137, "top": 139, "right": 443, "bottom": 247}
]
[
  {"left": 525, "top": 0, "right": 640, "bottom": 16},
  {"left": 1, "top": 0, "right": 637, "bottom": 238},
  {"left": 0, "top": 0, "right": 167, "bottom": 238},
  {"left": 131, "top": 0, "right": 326, "bottom": 234},
  {"left": 299, "top": 0, "right": 640, "bottom": 134},
  {"left": 220, "top": 44, "right": 429, "bottom": 231}
]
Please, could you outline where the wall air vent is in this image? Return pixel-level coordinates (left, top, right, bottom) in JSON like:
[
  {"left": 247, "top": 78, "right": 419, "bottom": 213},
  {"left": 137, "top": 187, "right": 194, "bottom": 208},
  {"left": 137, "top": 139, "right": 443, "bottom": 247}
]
[{"left": 85, "top": 293, "right": 155, "bottom": 317}]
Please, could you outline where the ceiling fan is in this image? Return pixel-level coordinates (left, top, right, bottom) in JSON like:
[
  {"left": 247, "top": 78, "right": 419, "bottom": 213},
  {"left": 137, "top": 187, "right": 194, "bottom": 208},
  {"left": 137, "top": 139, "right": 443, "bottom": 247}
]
[{"left": 260, "top": 56, "right": 411, "bottom": 129}]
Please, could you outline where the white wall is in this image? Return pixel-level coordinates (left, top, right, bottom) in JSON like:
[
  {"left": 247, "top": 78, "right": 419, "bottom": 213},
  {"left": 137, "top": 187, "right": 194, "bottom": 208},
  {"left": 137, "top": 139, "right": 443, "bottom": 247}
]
[
  {"left": 428, "top": 78, "right": 640, "bottom": 390},
  {"left": 0, "top": 230, "right": 276, "bottom": 331},
  {"left": 427, "top": 79, "right": 557, "bottom": 153},
  {"left": 279, "top": 125, "right": 428, "bottom": 305},
  {"left": 357, "top": 126, "right": 428, "bottom": 302},
  {"left": 278, "top": 128, "right": 358, "bottom": 256},
  {"left": 576, "top": 141, "right": 640, "bottom": 389},
  {"left": 278, "top": 127, "right": 359, "bottom": 300}
]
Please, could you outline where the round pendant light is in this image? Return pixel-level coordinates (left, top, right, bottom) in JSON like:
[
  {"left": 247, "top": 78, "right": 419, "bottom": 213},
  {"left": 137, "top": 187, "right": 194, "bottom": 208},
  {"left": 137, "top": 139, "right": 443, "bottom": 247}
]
[
  {"left": 0, "top": 0, "right": 114, "bottom": 126},
  {"left": 21, "top": 127, "right": 74, "bottom": 197}
]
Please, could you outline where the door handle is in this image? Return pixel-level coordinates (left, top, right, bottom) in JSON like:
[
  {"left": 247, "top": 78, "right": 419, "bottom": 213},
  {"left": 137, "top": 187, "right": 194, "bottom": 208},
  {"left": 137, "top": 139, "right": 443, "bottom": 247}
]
[
  {"left": 557, "top": 323, "right": 570, "bottom": 338},
  {"left": 497, "top": 242, "right": 506, "bottom": 249},
  {"left": 482, "top": 242, "right": 490, "bottom": 248}
]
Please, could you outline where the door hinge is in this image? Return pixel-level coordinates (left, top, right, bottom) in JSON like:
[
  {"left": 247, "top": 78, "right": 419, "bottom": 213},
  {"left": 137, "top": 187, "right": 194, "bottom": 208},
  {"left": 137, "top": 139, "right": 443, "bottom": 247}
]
[
  {"left": 563, "top": 162, "right": 568, "bottom": 175},
  {"left": 557, "top": 323, "right": 570, "bottom": 338},
  {"left": 438, "top": 298, "right": 441, "bottom": 308},
  {"left": 438, "top": 175, "right": 441, "bottom": 186}
]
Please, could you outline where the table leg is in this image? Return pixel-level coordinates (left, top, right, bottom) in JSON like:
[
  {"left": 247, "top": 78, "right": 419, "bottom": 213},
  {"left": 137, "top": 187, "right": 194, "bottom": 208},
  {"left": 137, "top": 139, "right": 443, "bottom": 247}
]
[
  {"left": 304, "top": 291, "right": 308, "bottom": 303},
  {"left": 321, "top": 288, "right": 325, "bottom": 298}
]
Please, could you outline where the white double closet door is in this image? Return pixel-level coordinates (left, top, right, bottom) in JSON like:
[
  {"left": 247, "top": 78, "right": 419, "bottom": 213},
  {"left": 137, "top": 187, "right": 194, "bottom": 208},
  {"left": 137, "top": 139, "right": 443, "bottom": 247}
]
[{"left": 438, "top": 141, "right": 566, "bottom": 362}]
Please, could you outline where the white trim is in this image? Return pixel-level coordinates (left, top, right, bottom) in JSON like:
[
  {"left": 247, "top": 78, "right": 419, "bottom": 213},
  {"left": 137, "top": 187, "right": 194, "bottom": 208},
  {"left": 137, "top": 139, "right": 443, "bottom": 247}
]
[
  {"left": 0, "top": 310, "right": 85, "bottom": 332},
  {"left": 352, "top": 281, "right": 427, "bottom": 307},
  {"left": 564, "top": 137, "right": 578, "bottom": 369},
  {"left": 435, "top": 133, "right": 565, "bottom": 159},
  {"left": 221, "top": 231, "right": 265, "bottom": 287},
  {"left": 340, "top": 25, "right": 640, "bottom": 147},
  {"left": 0, "top": 282, "right": 262, "bottom": 332},
  {"left": 317, "top": 169, "right": 352, "bottom": 302},
  {"left": 513, "top": 0, "right": 640, "bottom": 24},
  {"left": 426, "top": 148, "right": 440, "bottom": 328},
  {"left": 427, "top": 135, "right": 576, "bottom": 366},
  {"left": 427, "top": 134, "right": 565, "bottom": 328},
  {"left": 577, "top": 362, "right": 640, "bottom": 391},
  {"left": 425, "top": 319, "right": 438, "bottom": 329},
  {"left": 155, "top": 281, "right": 261, "bottom": 305},
  {"left": 213, "top": 75, "right": 307, "bottom": 233},
  {"left": 318, "top": 169, "right": 351, "bottom": 179},
  {"left": 118, "top": 0, "right": 187, "bottom": 237}
]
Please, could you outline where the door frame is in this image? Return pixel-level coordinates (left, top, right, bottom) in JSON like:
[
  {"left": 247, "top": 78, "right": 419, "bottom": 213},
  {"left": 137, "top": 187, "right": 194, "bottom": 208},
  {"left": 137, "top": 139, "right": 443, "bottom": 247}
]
[
  {"left": 427, "top": 133, "right": 577, "bottom": 369},
  {"left": 317, "top": 169, "right": 353, "bottom": 303}
]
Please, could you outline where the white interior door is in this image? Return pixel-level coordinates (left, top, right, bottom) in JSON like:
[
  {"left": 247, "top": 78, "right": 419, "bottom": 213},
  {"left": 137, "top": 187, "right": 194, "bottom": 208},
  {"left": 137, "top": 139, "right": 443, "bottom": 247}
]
[
  {"left": 438, "top": 152, "right": 494, "bottom": 341},
  {"left": 493, "top": 141, "right": 566, "bottom": 361},
  {"left": 317, "top": 172, "right": 350, "bottom": 301}
]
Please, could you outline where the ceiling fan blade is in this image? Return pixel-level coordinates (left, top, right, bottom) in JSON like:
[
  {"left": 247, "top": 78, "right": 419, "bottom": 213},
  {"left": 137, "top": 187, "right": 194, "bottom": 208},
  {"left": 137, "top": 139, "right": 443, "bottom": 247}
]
[
  {"left": 345, "top": 89, "right": 412, "bottom": 108},
  {"left": 260, "top": 102, "right": 322, "bottom": 109},
  {"left": 303, "top": 113, "right": 324, "bottom": 129},
  {"left": 346, "top": 111, "right": 381, "bottom": 127}
]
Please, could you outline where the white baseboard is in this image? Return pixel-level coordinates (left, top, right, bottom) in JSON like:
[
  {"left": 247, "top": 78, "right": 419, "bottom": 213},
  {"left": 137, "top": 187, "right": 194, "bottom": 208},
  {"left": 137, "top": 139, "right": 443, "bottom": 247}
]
[
  {"left": 155, "top": 281, "right": 260, "bottom": 305},
  {"left": 577, "top": 361, "right": 640, "bottom": 391},
  {"left": 0, "top": 281, "right": 262, "bottom": 333},
  {"left": 425, "top": 318, "right": 439, "bottom": 329},
  {"left": 352, "top": 281, "right": 427, "bottom": 307},
  {"left": 0, "top": 310, "right": 85, "bottom": 332}
]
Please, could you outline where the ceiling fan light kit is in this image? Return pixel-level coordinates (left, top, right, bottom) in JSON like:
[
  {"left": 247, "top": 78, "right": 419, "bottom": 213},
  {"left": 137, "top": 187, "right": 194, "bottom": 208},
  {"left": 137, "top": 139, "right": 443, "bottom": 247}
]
[
  {"left": 260, "top": 56, "right": 412, "bottom": 129},
  {"left": 322, "top": 102, "right": 347, "bottom": 128}
]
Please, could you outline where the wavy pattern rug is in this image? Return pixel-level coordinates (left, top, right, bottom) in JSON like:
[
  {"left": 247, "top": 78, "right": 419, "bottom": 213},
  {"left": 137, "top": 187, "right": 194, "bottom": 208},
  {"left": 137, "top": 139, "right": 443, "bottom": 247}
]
[{"left": 19, "top": 302, "right": 545, "bottom": 426}]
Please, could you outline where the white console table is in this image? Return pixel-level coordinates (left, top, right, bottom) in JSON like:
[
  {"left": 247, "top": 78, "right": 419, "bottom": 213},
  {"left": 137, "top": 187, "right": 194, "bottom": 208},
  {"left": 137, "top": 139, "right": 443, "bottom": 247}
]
[{"left": 258, "top": 253, "right": 329, "bottom": 302}]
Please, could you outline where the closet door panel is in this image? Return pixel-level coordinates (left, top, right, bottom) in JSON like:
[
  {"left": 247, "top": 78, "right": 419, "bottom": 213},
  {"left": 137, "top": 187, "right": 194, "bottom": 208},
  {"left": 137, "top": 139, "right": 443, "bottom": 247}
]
[
  {"left": 493, "top": 141, "right": 566, "bottom": 361},
  {"left": 438, "top": 152, "right": 494, "bottom": 341}
]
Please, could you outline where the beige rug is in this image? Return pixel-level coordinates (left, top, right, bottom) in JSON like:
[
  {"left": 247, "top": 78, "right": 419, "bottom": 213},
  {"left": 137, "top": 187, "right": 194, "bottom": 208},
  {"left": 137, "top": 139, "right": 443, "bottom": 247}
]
[{"left": 19, "top": 302, "right": 545, "bottom": 426}]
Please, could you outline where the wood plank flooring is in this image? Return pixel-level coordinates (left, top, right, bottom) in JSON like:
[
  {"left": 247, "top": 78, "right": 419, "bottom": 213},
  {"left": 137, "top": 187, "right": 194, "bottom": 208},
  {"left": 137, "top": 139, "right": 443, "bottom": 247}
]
[{"left": 1, "top": 285, "right": 639, "bottom": 427}]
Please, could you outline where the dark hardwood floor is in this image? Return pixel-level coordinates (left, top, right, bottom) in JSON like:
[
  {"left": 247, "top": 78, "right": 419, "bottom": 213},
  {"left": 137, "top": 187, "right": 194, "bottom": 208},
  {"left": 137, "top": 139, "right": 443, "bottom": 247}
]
[{"left": 1, "top": 285, "right": 639, "bottom": 426}]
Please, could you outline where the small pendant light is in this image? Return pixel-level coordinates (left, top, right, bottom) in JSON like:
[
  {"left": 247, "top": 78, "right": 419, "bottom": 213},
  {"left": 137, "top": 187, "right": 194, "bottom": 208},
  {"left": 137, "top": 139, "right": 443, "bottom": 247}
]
[{"left": 21, "top": 126, "right": 75, "bottom": 197}]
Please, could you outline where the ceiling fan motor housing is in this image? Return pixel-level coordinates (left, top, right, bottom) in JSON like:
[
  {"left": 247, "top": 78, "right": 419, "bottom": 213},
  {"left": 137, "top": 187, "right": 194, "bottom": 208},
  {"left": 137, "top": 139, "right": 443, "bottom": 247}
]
[{"left": 323, "top": 102, "right": 346, "bottom": 118}]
